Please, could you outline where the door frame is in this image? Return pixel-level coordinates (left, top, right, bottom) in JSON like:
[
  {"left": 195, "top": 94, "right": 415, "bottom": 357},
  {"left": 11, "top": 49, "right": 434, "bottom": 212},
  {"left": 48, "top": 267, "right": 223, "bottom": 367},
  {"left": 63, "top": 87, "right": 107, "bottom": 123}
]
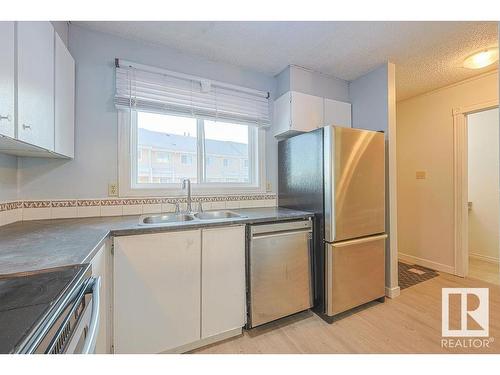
[{"left": 453, "top": 99, "right": 499, "bottom": 277}]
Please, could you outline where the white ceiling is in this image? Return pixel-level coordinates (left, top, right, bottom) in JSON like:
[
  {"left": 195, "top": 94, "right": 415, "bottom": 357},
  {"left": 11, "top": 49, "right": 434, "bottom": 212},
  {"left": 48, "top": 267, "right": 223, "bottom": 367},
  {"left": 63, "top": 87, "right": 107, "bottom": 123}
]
[{"left": 75, "top": 21, "right": 498, "bottom": 100}]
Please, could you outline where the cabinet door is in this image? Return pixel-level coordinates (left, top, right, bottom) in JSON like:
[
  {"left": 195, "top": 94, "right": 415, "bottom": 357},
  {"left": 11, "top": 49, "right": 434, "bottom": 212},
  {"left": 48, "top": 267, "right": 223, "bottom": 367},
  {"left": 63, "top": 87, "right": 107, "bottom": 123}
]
[
  {"left": 291, "top": 91, "right": 323, "bottom": 132},
  {"left": 0, "top": 22, "right": 15, "bottom": 138},
  {"left": 113, "top": 230, "right": 201, "bottom": 353},
  {"left": 54, "top": 32, "right": 75, "bottom": 157},
  {"left": 273, "top": 92, "right": 292, "bottom": 137},
  {"left": 323, "top": 98, "right": 351, "bottom": 128},
  {"left": 201, "top": 225, "right": 246, "bottom": 338},
  {"left": 90, "top": 241, "right": 111, "bottom": 354},
  {"left": 17, "top": 21, "right": 55, "bottom": 150}
]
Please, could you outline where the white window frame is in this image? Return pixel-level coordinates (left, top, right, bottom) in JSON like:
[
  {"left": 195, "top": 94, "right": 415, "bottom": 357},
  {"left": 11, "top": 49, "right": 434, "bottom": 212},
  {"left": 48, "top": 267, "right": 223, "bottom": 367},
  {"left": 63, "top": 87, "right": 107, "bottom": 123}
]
[{"left": 118, "top": 111, "right": 266, "bottom": 197}]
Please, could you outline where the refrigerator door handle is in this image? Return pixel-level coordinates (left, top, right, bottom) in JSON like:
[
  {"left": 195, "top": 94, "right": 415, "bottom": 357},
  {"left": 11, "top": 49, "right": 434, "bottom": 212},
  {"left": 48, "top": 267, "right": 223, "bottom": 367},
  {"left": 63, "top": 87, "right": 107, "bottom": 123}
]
[{"left": 331, "top": 234, "right": 388, "bottom": 248}]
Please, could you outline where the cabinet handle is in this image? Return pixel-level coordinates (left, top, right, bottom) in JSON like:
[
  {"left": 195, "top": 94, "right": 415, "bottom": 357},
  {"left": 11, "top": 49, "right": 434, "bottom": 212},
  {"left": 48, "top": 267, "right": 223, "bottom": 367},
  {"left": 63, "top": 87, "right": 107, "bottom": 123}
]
[
  {"left": 22, "top": 123, "right": 32, "bottom": 130},
  {"left": 0, "top": 114, "right": 11, "bottom": 122}
]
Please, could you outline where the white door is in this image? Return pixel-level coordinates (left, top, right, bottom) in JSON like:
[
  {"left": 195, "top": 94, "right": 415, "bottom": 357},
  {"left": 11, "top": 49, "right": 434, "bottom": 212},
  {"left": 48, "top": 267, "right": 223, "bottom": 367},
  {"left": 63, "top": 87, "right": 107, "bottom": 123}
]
[
  {"left": 54, "top": 32, "right": 75, "bottom": 157},
  {"left": 113, "top": 230, "right": 201, "bottom": 353},
  {"left": 201, "top": 225, "right": 246, "bottom": 338},
  {"left": 17, "top": 21, "right": 55, "bottom": 150},
  {"left": 0, "top": 22, "right": 15, "bottom": 138},
  {"left": 90, "top": 242, "right": 111, "bottom": 354}
]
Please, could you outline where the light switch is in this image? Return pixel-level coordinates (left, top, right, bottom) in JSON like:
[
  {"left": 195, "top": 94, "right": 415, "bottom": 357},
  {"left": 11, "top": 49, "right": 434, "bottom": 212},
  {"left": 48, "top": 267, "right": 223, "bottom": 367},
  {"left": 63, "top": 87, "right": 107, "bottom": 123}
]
[{"left": 416, "top": 171, "right": 426, "bottom": 180}]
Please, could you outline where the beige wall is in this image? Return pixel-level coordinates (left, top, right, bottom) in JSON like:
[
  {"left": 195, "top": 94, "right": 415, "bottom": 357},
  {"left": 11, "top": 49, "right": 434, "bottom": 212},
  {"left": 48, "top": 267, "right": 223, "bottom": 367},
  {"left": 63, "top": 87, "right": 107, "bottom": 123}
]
[
  {"left": 468, "top": 108, "right": 500, "bottom": 261},
  {"left": 397, "top": 70, "right": 498, "bottom": 272}
]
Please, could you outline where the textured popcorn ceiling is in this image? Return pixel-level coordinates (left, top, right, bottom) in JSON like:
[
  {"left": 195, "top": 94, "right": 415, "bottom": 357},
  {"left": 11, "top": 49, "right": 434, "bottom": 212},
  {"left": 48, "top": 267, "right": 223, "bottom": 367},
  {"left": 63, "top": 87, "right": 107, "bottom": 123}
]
[{"left": 75, "top": 21, "right": 498, "bottom": 101}]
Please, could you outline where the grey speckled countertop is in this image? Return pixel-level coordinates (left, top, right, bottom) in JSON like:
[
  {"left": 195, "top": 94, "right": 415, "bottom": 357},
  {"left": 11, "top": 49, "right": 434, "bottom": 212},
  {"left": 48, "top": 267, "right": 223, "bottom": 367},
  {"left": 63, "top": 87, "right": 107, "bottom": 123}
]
[{"left": 0, "top": 207, "right": 313, "bottom": 275}]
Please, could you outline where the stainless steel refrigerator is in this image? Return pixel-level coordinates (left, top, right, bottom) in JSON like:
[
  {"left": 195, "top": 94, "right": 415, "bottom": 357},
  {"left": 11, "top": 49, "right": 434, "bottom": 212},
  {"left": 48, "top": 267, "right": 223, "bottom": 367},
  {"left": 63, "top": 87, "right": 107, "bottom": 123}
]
[{"left": 278, "top": 126, "right": 386, "bottom": 319}]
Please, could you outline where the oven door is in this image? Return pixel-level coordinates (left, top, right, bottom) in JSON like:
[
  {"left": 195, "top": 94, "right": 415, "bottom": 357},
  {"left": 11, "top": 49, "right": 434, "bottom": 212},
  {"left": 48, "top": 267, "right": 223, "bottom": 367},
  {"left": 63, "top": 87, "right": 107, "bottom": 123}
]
[
  {"left": 64, "top": 277, "right": 101, "bottom": 354},
  {"left": 35, "top": 276, "right": 101, "bottom": 354}
]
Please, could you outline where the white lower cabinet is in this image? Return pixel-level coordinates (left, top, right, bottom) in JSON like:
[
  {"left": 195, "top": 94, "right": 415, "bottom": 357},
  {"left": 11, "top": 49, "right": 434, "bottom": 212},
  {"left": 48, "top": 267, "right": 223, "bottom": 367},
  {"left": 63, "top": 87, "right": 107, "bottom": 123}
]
[
  {"left": 89, "top": 240, "right": 112, "bottom": 354},
  {"left": 112, "top": 225, "right": 246, "bottom": 353},
  {"left": 201, "top": 225, "right": 246, "bottom": 338},
  {"left": 113, "top": 230, "right": 202, "bottom": 354}
]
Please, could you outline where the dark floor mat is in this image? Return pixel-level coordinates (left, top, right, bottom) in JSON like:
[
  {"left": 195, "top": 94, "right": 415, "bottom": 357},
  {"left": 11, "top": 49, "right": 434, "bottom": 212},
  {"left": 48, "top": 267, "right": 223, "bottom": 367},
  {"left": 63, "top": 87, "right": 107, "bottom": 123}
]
[{"left": 398, "top": 262, "right": 439, "bottom": 290}]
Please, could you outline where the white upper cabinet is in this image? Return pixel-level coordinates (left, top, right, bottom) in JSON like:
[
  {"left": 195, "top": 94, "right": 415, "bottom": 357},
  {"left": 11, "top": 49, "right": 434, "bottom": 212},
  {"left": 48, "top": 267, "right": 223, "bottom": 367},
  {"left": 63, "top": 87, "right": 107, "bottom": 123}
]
[
  {"left": 0, "top": 22, "right": 15, "bottom": 138},
  {"left": 0, "top": 21, "right": 75, "bottom": 158},
  {"left": 54, "top": 32, "right": 75, "bottom": 158},
  {"left": 323, "top": 98, "right": 351, "bottom": 128},
  {"left": 17, "top": 21, "right": 55, "bottom": 151},
  {"left": 273, "top": 90, "right": 351, "bottom": 138},
  {"left": 274, "top": 91, "right": 323, "bottom": 138}
]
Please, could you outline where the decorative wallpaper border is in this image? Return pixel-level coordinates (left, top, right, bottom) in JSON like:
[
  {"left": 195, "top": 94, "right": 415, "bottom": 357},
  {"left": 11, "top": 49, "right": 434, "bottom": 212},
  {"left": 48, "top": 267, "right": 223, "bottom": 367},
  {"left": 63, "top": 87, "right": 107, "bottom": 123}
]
[
  {"left": 1, "top": 194, "right": 276, "bottom": 211},
  {"left": 0, "top": 194, "right": 277, "bottom": 227},
  {"left": 0, "top": 201, "right": 23, "bottom": 211}
]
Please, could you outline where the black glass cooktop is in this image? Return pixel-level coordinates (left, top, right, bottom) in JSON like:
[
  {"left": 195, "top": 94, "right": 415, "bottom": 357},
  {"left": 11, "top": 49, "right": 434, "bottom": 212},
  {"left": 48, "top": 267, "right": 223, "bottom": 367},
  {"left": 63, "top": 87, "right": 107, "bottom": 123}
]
[{"left": 0, "top": 264, "right": 88, "bottom": 354}]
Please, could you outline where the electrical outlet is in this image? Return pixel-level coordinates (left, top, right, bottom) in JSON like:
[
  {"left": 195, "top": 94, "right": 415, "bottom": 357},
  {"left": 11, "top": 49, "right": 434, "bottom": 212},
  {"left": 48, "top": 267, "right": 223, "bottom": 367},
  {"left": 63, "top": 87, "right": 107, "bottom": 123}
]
[
  {"left": 266, "top": 181, "right": 272, "bottom": 191},
  {"left": 108, "top": 183, "right": 118, "bottom": 197}
]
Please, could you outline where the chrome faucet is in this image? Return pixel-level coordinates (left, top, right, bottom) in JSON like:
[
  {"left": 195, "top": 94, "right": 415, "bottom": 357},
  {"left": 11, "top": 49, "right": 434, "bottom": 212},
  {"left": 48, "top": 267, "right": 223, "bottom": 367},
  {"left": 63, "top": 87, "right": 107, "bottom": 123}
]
[{"left": 181, "top": 178, "right": 193, "bottom": 213}]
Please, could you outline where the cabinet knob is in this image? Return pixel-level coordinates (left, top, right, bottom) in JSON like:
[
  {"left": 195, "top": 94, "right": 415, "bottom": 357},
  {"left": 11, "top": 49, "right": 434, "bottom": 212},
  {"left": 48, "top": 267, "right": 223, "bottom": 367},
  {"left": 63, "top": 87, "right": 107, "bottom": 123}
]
[
  {"left": 0, "top": 114, "right": 11, "bottom": 122},
  {"left": 22, "top": 123, "right": 32, "bottom": 130}
]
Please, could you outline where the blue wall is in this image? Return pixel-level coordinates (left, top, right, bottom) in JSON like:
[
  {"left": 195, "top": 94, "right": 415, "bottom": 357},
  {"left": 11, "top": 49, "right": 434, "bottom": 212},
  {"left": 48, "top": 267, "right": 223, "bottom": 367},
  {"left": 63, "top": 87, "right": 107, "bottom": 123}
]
[
  {"left": 17, "top": 24, "right": 278, "bottom": 199},
  {"left": 349, "top": 64, "right": 389, "bottom": 133}
]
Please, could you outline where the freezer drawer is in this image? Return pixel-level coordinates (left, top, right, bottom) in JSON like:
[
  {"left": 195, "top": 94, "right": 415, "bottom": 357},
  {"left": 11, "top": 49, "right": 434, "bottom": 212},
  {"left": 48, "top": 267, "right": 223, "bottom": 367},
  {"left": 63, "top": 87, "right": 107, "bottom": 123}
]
[
  {"left": 248, "top": 221, "right": 313, "bottom": 327},
  {"left": 325, "top": 234, "right": 386, "bottom": 316}
]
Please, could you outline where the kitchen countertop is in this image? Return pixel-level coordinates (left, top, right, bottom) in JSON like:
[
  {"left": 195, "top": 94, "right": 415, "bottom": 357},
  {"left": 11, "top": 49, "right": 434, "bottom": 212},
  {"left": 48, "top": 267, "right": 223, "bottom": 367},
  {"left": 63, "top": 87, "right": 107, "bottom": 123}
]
[{"left": 0, "top": 207, "right": 313, "bottom": 275}]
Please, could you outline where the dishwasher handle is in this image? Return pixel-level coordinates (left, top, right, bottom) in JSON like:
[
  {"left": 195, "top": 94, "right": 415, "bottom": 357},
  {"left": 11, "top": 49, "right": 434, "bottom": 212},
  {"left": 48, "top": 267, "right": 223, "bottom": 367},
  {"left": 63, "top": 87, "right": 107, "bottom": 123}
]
[
  {"left": 251, "top": 228, "right": 312, "bottom": 240},
  {"left": 250, "top": 219, "right": 312, "bottom": 237}
]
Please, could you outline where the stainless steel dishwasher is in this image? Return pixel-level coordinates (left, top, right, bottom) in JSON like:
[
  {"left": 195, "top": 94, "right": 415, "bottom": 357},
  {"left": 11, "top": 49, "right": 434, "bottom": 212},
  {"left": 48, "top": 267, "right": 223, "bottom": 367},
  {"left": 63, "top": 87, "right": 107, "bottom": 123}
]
[{"left": 247, "top": 219, "right": 313, "bottom": 328}]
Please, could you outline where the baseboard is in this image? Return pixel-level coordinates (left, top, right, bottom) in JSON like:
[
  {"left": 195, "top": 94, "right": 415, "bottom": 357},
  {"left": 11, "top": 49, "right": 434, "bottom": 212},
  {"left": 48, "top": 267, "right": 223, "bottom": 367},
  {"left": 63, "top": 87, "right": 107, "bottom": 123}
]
[
  {"left": 398, "top": 252, "right": 455, "bottom": 274},
  {"left": 469, "top": 252, "right": 500, "bottom": 264},
  {"left": 162, "top": 327, "right": 242, "bottom": 353},
  {"left": 385, "top": 286, "right": 400, "bottom": 298}
]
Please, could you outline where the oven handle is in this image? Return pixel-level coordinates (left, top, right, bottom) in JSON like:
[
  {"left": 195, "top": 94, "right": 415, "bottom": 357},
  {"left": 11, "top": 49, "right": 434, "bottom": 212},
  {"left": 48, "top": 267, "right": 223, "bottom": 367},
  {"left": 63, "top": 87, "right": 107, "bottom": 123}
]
[{"left": 82, "top": 276, "right": 101, "bottom": 354}]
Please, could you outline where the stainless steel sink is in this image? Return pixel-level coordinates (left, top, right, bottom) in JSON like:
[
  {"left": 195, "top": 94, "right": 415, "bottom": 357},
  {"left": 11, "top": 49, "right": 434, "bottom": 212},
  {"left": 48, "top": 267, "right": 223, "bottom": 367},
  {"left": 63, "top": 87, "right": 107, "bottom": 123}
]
[
  {"left": 140, "top": 213, "right": 195, "bottom": 225},
  {"left": 194, "top": 210, "right": 244, "bottom": 220},
  {"left": 139, "top": 210, "right": 245, "bottom": 225}
]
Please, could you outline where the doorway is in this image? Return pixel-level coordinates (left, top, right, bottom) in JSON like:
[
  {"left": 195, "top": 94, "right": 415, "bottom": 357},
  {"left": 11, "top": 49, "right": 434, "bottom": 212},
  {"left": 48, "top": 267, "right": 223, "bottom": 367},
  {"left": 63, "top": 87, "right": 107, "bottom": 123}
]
[{"left": 466, "top": 108, "right": 500, "bottom": 285}]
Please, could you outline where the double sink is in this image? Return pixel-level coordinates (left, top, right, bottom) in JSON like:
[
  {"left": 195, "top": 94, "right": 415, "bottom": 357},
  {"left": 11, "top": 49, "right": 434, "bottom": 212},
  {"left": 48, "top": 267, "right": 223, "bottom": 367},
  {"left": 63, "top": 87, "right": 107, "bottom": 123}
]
[{"left": 140, "top": 210, "right": 245, "bottom": 225}]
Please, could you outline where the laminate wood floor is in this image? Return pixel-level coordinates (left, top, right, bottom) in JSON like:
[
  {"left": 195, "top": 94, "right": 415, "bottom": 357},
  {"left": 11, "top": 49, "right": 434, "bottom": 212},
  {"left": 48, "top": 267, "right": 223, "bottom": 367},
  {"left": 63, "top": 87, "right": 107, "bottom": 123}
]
[
  {"left": 192, "top": 273, "right": 500, "bottom": 354},
  {"left": 468, "top": 257, "right": 500, "bottom": 285}
]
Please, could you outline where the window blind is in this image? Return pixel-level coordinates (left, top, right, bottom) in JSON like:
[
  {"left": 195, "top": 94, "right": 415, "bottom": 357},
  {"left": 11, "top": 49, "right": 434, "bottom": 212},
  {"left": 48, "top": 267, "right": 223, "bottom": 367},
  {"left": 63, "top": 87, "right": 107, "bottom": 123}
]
[{"left": 115, "top": 60, "right": 271, "bottom": 128}]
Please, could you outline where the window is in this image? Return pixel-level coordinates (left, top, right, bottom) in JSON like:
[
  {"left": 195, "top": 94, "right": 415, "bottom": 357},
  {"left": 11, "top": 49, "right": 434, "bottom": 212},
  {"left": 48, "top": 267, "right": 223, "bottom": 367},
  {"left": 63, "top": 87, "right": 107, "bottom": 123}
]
[
  {"left": 181, "top": 154, "right": 193, "bottom": 165},
  {"left": 124, "top": 111, "right": 263, "bottom": 193},
  {"left": 136, "top": 112, "right": 198, "bottom": 184},
  {"left": 116, "top": 60, "right": 268, "bottom": 195},
  {"left": 154, "top": 151, "right": 171, "bottom": 163},
  {"left": 204, "top": 120, "right": 250, "bottom": 183}
]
